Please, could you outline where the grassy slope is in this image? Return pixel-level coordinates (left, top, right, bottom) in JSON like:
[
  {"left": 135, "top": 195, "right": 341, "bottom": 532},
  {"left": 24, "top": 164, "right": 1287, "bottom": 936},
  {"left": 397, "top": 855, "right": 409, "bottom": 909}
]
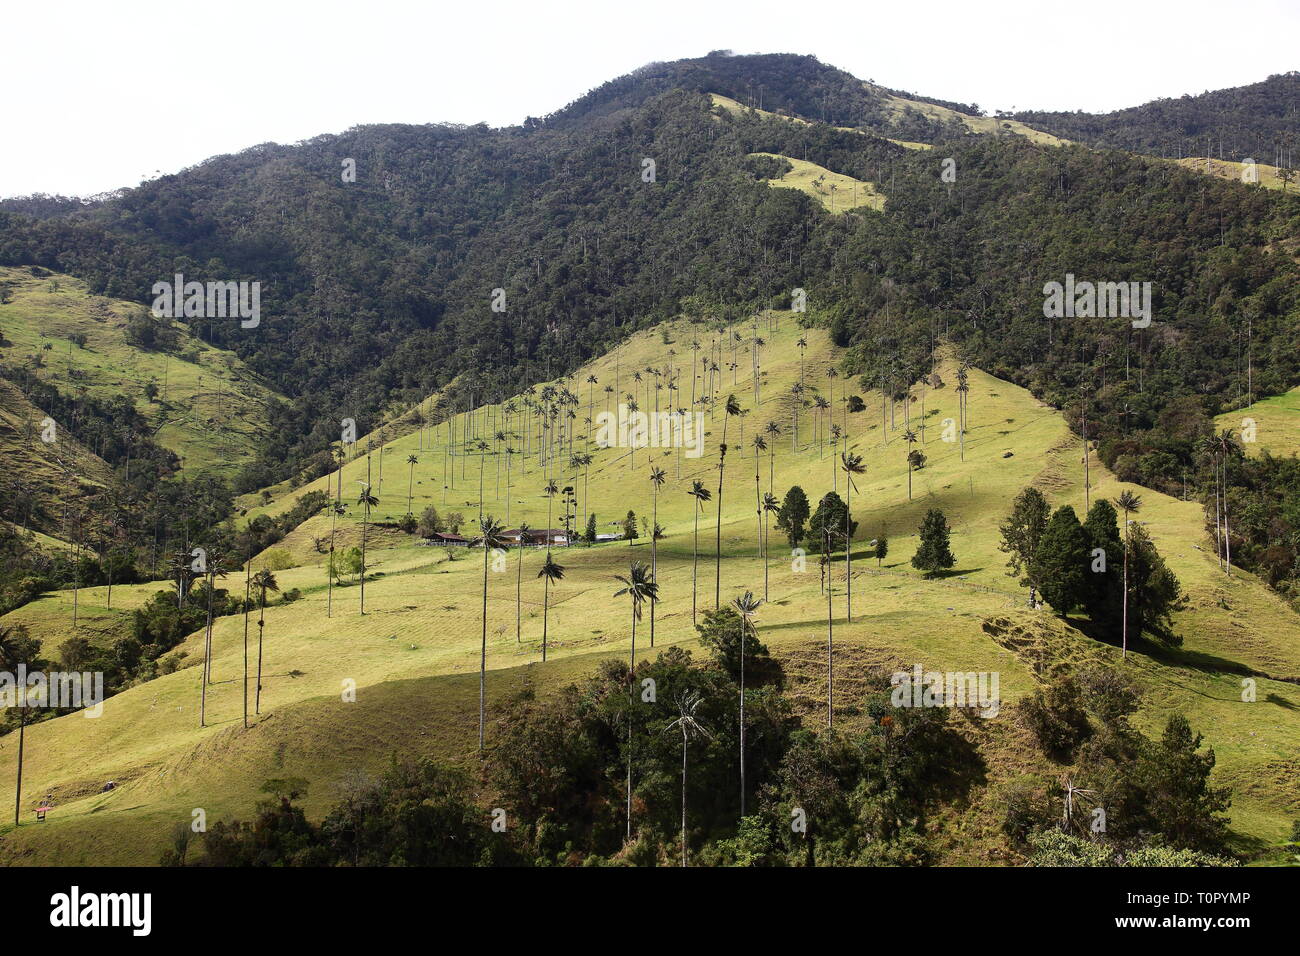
[
  {"left": 0, "top": 266, "right": 283, "bottom": 479},
  {"left": 2, "top": 315, "right": 1298, "bottom": 865},
  {"left": 750, "top": 153, "right": 883, "bottom": 212},
  {"left": 1175, "top": 157, "right": 1292, "bottom": 192},
  {"left": 1215, "top": 385, "right": 1300, "bottom": 458},
  {"left": 871, "top": 88, "right": 1070, "bottom": 147},
  {"left": 710, "top": 90, "right": 1062, "bottom": 150},
  {"left": 0, "top": 375, "right": 115, "bottom": 534}
]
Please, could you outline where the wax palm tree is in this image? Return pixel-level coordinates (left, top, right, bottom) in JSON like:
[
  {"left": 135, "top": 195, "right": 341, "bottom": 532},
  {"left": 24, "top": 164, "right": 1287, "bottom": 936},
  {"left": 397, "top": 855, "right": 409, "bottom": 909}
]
[
  {"left": 537, "top": 552, "right": 565, "bottom": 662},
  {"left": 614, "top": 561, "right": 659, "bottom": 673},
  {"left": 1115, "top": 490, "right": 1142, "bottom": 659},
  {"left": 764, "top": 421, "right": 781, "bottom": 495},
  {"left": 814, "top": 395, "right": 831, "bottom": 453},
  {"left": 762, "top": 492, "right": 780, "bottom": 601},
  {"left": 1197, "top": 434, "right": 1224, "bottom": 568},
  {"left": 613, "top": 561, "right": 659, "bottom": 840},
  {"left": 504, "top": 446, "right": 516, "bottom": 523},
  {"left": 626, "top": 399, "right": 640, "bottom": 467},
  {"left": 405, "top": 454, "right": 418, "bottom": 516},
  {"left": 574, "top": 450, "right": 595, "bottom": 528},
  {"left": 687, "top": 480, "right": 712, "bottom": 625},
  {"left": 326, "top": 500, "right": 346, "bottom": 618},
  {"left": 543, "top": 479, "right": 559, "bottom": 539},
  {"left": 200, "top": 554, "right": 230, "bottom": 727},
  {"left": 903, "top": 428, "right": 918, "bottom": 500},
  {"left": 1, "top": 624, "right": 42, "bottom": 826},
  {"left": 841, "top": 452, "right": 865, "bottom": 621},
  {"left": 715, "top": 395, "right": 742, "bottom": 607},
  {"left": 252, "top": 568, "right": 279, "bottom": 715},
  {"left": 475, "top": 439, "right": 489, "bottom": 517},
  {"left": 241, "top": 555, "right": 252, "bottom": 728},
  {"left": 751, "top": 435, "right": 766, "bottom": 565},
  {"left": 664, "top": 690, "right": 712, "bottom": 867},
  {"left": 585, "top": 374, "right": 599, "bottom": 445},
  {"left": 731, "top": 590, "right": 762, "bottom": 817},
  {"left": 790, "top": 382, "right": 805, "bottom": 448},
  {"left": 649, "top": 467, "right": 666, "bottom": 647},
  {"left": 478, "top": 516, "right": 507, "bottom": 752},
  {"left": 514, "top": 521, "right": 531, "bottom": 643},
  {"left": 356, "top": 481, "right": 378, "bottom": 614},
  {"left": 493, "top": 431, "right": 506, "bottom": 497},
  {"left": 823, "top": 525, "right": 835, "bottom": 727},
  {"left": 1216, "top": 428, "right": 1241, "bottom": 574},
  {"left": 956, "top": 367, "right": 969, "bottom": 461}
]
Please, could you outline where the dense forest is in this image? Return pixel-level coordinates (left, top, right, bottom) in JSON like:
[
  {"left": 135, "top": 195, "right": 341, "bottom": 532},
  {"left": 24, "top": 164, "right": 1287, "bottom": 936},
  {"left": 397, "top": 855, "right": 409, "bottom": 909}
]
[{"left": 1015, "top": 71, "right": 1300, "bottom": 163}]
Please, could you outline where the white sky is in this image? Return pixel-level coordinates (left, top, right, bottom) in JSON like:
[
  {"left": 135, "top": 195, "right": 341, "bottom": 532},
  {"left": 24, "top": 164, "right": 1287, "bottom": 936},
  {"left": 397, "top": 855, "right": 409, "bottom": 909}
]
[{"left": 3, "top": 0, "right": 1296, "bottom": 198}]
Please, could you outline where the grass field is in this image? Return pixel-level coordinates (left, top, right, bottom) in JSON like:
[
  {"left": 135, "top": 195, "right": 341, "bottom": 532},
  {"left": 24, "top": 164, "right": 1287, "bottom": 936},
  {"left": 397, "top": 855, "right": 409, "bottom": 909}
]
[
  {"left": 750, "top": 153, "right": 883, "bottom": 212},
  {"left": 0, "top": 266, "right": 284, "bottom": 480},
  {"left": 1176, "top": 157, "right": 1294, "bottom": 192},
  {"left": 871, "top": 87, "right": 1070, "bottom": 147},
  {"left": 2, "top": 312, "right": 1297, "bottom": 865},
  {"left": 1216, "top": 385, "right": 1300, "bottom": 457}
]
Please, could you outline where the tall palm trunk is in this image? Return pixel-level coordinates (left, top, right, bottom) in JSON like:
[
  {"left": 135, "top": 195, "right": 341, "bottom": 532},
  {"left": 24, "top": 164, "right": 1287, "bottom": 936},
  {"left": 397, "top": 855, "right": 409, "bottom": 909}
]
[
  {"left": 255, "top": 591, "right": 266, "bottom": 714},
  {"left": 360, "top": 499, "right": 369, "bottom": 614},
  {"left": 692, "top": 506, "right": 700, "bottom": 625},
  {"left": 242, "top": 559, "right": 251, "bottom": 729},
  {"left": 1221, "top": 456, "right": 1232, "bottom": 574},
  {"left": 627, "top": 609, "right": 637, "bottom": 842},
  {"left": 826, "top": 530, "right": 834, "bottom": 728},
  {"left": 739, "top": 617, "right": 746, "bottom": 817},
  {"left": 680, "top": 735, "right": 689, "bottom": 867},
  {"left": 479, "top": 540, "right": 490, "bottom": 752},
  {"left": 327, "top": 503, "right": 337, "bottom": 618},
  {"left": 845, "top": 481, "right": 853, "bottom": 621},
  {"left": 516, "top": 545, "right": 523, "bottom": 643},
  {"left": 650, "top": 488, "right": 658, "bottom": 648},
  {"left": 541, "top": 573, "right": 550, "bottom": 662},
  {"left": 715, "top": 444, "right": 728, "bottom": 608},
  {"left": 13, "top": 708, "right": 26, "bottom": 826},
  {"left": 1122, "top": 522, "right": 1130, "bottom": 659},
  {"left": 763, "top": 507, "right": 770, "bottom": 601},
  {"left": 201, "top": 571, "right": 214, "bottom": 726},
  {"left": 754, "top": 458, "right": 762, "bottom": 577}
]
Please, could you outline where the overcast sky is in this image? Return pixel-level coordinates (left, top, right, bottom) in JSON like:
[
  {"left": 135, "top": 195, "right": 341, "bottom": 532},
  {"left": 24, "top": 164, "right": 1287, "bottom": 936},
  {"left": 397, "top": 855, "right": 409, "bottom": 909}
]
[{"left": 3, "top": 0, "right": 1296, "bottom": 198}]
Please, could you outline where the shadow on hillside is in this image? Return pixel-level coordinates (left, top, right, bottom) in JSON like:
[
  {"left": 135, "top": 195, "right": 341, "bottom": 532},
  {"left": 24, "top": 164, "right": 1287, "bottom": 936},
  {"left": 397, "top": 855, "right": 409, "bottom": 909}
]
[
  {"left": 1139, "top": 639, "right": 1256, "bottom": 679},
  {"left": 923, "top": 567, "right": 985, "bottom": 580}
]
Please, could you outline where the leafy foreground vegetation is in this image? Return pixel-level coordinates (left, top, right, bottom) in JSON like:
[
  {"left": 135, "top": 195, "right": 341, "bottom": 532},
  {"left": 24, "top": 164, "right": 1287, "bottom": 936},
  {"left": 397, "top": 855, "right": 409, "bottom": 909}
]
[{"left": 169, "top": 624, "right": 1240, "bottom": 867}]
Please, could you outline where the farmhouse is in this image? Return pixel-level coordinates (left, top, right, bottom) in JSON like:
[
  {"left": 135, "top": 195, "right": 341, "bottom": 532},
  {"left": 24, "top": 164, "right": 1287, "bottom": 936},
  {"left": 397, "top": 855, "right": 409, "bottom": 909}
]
[
  {"left": 419, "top": 532, "right": 469, "bottom": 547},
  {"left": 501, "top": 528, "right": 569, "bottom": 547}
]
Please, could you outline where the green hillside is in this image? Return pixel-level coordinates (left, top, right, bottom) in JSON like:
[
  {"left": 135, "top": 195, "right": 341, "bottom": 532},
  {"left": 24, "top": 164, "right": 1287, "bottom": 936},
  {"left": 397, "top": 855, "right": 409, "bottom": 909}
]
[
  {"left": 1216, "top": 386, "right": 1300, "bottom": 458},
  {"left": 0, "top": 265, "right": 283, "bottom": 479},
  {"left": 0, "top": 374, "right": 115, "bottom": 533},
  {"left": 3, "top": 314, "right": 1297, "bottom": 865}
]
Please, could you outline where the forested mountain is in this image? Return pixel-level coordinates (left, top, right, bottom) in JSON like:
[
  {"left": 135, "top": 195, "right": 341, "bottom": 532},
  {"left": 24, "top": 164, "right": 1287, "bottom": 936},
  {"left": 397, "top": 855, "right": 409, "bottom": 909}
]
[
  {"left": 1, "top": 53, "right": 1299, "bottom": 592},
  {"left": 1014, "top": 71, "right": 1300, "bottom": 163}
]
